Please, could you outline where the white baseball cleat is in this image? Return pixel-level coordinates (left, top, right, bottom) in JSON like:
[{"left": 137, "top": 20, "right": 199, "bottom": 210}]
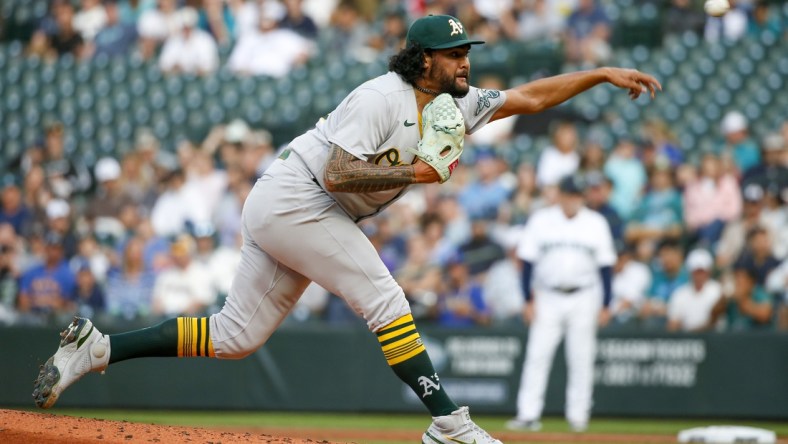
[
  {"left": 422, "top": 406, "right": 503, "bottom": 444},
  {"left": 33, "top": 317, "right": 110, "bottom": 409}
]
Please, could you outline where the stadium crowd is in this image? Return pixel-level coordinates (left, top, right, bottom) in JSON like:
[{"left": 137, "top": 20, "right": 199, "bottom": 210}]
[{"left": 0, "top": 0, "right": 786, "bottom": 332}]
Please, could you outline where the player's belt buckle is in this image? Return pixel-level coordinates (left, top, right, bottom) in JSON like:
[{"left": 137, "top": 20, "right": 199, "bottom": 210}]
[{"left": 552, "top": 286, "right": 581, "bottom": 294}]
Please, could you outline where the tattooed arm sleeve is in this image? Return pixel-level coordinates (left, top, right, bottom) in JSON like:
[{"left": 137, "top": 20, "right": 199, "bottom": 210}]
[{"left": 323, "top": 144, "right": 416, "bottom": 193}]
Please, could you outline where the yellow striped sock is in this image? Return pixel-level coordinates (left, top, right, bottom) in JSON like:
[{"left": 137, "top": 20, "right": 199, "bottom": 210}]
[
  {"left": 176, "top": 317, "right": 215, "bottom": 358},
  {"left": 377, "top": 314, "right": 426, "bottom": 366}
]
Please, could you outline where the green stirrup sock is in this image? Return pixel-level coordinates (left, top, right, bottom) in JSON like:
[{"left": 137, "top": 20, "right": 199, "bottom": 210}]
[
  {"left": 109, "top": 317, "right": 215, "bottom": 364},
  {"left": 377, "top": 314, "right": 458, "bottom": 417}
]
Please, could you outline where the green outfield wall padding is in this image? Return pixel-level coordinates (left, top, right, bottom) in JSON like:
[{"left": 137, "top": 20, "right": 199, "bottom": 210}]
[{"left": 2, "top": 325, "right": 787, "bottom": 419}]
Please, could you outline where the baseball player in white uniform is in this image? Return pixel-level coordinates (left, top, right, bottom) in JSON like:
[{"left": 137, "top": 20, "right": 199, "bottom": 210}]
[
  {"left": 33, "top": 14, "right": 660, "bottom": 444},
  {"left": 508, "top": 175, "right": 617, "bottom": 433}
]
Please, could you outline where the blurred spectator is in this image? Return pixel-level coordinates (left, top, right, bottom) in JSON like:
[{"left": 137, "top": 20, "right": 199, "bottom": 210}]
[
  {"left": 368, "top": 8, "right": 408, "bottom": 55},
  {"left": 610, "top": 244, "right": 651, "bottom": 327},
  {"left": 397, "top": 234, "right": 443, "bottom": 319},
  {"left": 152, "top": 235, "right": 214, "bottom": 316},
  {"left": 0, "top": 224, "right": 21, "bottom": 325},
  {"left": 459, "top": 150, "right": 510, "bottom": 220},
  {"left": 22, "top": 166, "right": 50, "bottom": 229},
  {"left": 748, "top": 0, "right": 784, "bottom": 37},
  {"left": 537, "top": 122, "right": 580, "bottom": 187},
  {"left": 625, "top": 167, "right": 683, "bottom": 245},
  {"left": 640, "top": 240, "right": 688, "bottom": 327},
  {"left": 506, "top": 164, "right": 544, "bottom": 225},
  {"left": 482, "top": 247, "right": 525, "bottom": 323},
  {"left": 150, "top": 168, "right": 211, "bottom": 238},
  {"left": 117, "top": 0, "right": 154, "bottom": 25},
  {"left": 227, "top": 6, "right": 311, "bottom": 77},
  {"left": 235, "top": 0, "right": 286, "bottom": 38},
  {"left": 501, "top": 0, "right": 565, "bottom": 43},
  {"left": 578, "top": 141, "right": 606, "bottom": 175},
  {"left": 18, "top": 232, "right": 76, "bottom": 320},
  {"left": 718, "top": 267, "right": 774, "bottom": 330},
  {"left": 45, "top": 199, "right": 79, "bottom": 259},
  {"left": 213, "top": 166, "right": 252, "bottom": 248},
  {"left": 436, "top": 255, "right": 490, "bottom": 327},
  {"left": 184, "top": 149, "right": 227, "bottom": 220},
  {"left": 436, "top": 194, "right": 471, "bottom": 248},
  {"left": 42, "top": 122, "right": 92, "bottom": 199},
  {"left": 0, "top": 176, "right": 31, "bottom": 237},
  {"left": 564, "top": 0, "right": 611, "bottom": 66},
  {"left": 70, "top": 235, "right": 111, "bottom": 284},
  {"left": 764, "top": 258, "right": 788, "bottom": 330},
  {"left": 716, "top": 184, "right": 768, "bottom": 268},
  {"left": 719, "top": 111, "right": 761, "bottom": 174},
  {"left": 584, "top": 172, "right": 624, "bottom": 243},
  {"left": 105, "top": 236, "right": 156, "bottom": 320},
  {"left": 604, "top": 138, "right": 647, "bottom": 220},
  {"left": 733, "top": 227, "right": 780, "bottom": 286},
  {"left": 664, "top": 0, "right": 706, "bottom": 37},
  {"left": 135, "top": 218, "right": 172, "bottom": 272},
  {"left": 421, "top": 213, "right": 456, "bottom": 266},
  {"left": 73, "top": 0, "right": 108, "bottom": 42},
  {"left": 137, "top": 0, "right": 181, "bottom": 59},
  {"left": 92, "top": 0, "right": 139, "bottom": 58},
  {"left": 279, "top": 0, "right": 319, "bottom": 39},
  {"left": 320, "top": 1, "right": 375, "bottom": 62},
  {"left": 192, "top": 223, "right": 240, "bottom": 301},
  {"left": 87, "top": 157, "right": 135, "bottom": 242},
  {"left": 705, "top": 0, "right": 749, "bottom": 42},
  {"left": 642, "top": 119, "right": 683, "bottom": 168},
  {"left": 742, "top": 132, "right": 788, "bottom": 203},
  {"left": 159, "top": 8, "right": 219, "bottom": 75},
  {"left": 667, "top": 249, "right": 722, "bottom": 332},
  {"left": 199, "top": 0, "right": 237, "bottom": 46},
  {"left": 72, "top": 261, "right": 106, "bottom": 319},
  {"left": 683, "top": 153, "right": 742, "bottom": 248},
  {"left": 458, "top": 218, "right": 506, "bottom": 277},
  {"left": 49, "top": 1, "right": 87, "bottom": 58},
  {"left": 119, "top": 150, "right": 157, "bottom": 207}
]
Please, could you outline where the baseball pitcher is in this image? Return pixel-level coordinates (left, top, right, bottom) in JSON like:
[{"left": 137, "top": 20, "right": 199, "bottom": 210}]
[{"left": 34, "top": 14, "right": 659, "bottom": 444}]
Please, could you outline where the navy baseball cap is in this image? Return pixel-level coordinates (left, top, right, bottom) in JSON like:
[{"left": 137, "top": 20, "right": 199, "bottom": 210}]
[
  {"left": 406, "top": 15, "right": 485, "bottom": 50},
  {"left": 559, "top": 175, "right": 586, "bottom": 195}
]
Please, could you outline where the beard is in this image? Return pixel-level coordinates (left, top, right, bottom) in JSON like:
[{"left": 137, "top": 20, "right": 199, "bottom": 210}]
[{"left": 429, "top": 65, "right": 470, "bottom": 98}]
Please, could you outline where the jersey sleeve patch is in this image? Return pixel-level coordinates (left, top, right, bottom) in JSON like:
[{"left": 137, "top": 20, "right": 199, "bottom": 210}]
[{"left": 475, "top": 89, "right": 501, "bottom": 116}]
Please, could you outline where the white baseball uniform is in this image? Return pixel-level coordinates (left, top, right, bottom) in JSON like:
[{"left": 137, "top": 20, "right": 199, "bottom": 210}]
[
  {"left": 514, "top": 205, "right": 616, "bottom": 426},
  {"left": 208, "top": 72, "right": 506, "bottom": 357}
]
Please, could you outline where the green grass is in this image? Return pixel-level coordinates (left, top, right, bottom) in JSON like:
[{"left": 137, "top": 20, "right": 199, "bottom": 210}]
[{"left": 43, "top": 410, "right": 788, "bottom": 444}]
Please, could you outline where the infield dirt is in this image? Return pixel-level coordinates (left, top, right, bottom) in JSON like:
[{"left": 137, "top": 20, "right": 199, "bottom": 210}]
[{"left": 4, "top": 408, "right": 768, "bottom": 443}]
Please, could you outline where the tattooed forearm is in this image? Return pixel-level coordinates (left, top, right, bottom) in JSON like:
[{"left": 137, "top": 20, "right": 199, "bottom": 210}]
[{"left": 323, "top": 144, "right": 416, "bottom": 193}]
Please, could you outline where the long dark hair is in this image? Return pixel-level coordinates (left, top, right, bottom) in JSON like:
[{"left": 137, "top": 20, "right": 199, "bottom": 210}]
[{"left": 388, "top": 41, "right": 430, "bottom": 85}]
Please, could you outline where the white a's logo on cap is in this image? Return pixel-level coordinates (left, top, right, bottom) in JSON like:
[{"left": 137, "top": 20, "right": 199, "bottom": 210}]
[{"left": 448, "top": 19, "right": 463, "bottom": 36}]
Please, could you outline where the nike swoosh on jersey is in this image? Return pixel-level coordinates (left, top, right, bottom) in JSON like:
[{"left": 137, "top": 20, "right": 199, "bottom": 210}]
[{"left": 404, "top": 120, "right": 416, "bottom": 127}]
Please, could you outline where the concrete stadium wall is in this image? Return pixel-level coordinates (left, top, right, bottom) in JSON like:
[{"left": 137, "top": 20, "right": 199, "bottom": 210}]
[{"left": 2, "top": 324, "right": 787, "bottom": 419}]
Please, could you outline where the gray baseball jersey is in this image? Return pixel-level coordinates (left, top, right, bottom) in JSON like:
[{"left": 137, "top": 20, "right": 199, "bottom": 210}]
[
  {"left": 290, "top": 71, "right": 506, "bottom": 221},
  {"left": 208, "top": 72, "right": 506, "bottom": 358}
]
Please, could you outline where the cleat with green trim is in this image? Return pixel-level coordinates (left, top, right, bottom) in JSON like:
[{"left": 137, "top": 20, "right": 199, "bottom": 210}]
[
  {"left": 422, "top": 406, "right": 502, "bottom": 444},
  {"left": 32, "top": 317, "right": 110, "bottom": 409}
]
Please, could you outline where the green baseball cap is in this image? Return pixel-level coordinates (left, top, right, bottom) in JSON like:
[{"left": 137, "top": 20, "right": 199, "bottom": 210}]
[{"left": 406, "top": 15, "right": 485, "bottom": 50}]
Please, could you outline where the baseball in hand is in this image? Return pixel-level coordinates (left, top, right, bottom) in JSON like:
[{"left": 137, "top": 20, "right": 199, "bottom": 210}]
[{"left": 704, "top": 0, "right": 730, "bottom": 17}]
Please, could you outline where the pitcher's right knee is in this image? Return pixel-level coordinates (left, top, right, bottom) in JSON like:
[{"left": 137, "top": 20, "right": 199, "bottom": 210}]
[{"left": 208, "top": 311, "right": 269, "bottom": 359}]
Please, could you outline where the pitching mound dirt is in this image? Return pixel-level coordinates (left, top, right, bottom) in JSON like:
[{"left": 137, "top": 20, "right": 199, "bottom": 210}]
[{"left": 0, "top": 409, "right": 334, "bottom": 444}]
